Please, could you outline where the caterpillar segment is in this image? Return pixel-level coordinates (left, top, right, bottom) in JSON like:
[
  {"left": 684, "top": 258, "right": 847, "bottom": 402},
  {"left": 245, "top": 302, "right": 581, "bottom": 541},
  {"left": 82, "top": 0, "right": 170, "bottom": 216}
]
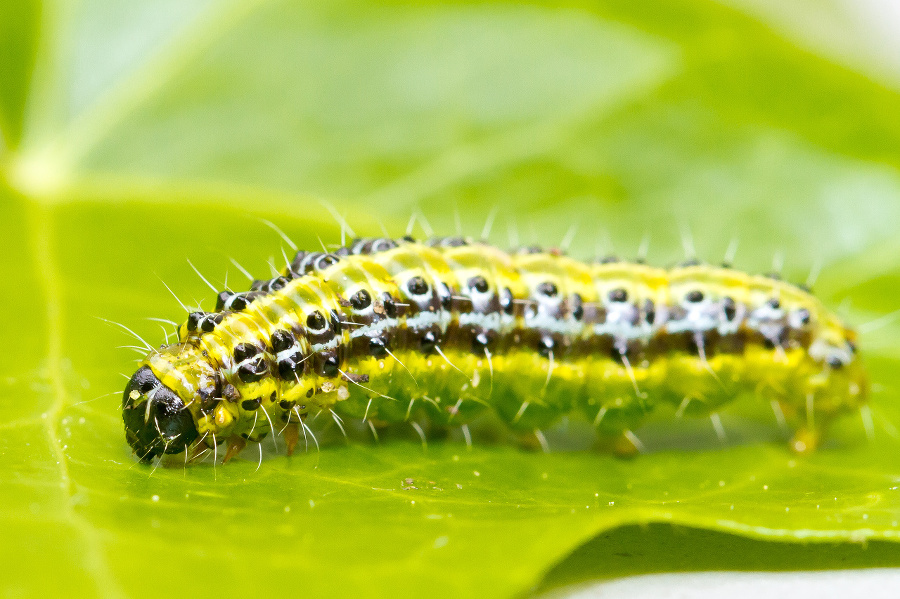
[{"left": 122, "top": 236, "right": 867, "bottom": 463}]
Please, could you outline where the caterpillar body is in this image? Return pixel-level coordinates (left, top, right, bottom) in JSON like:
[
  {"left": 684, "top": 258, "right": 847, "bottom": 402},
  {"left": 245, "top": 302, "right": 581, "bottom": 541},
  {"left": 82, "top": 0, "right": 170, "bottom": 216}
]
[{"left": 122, "top": 235, "right": 866, "bottom": 463}]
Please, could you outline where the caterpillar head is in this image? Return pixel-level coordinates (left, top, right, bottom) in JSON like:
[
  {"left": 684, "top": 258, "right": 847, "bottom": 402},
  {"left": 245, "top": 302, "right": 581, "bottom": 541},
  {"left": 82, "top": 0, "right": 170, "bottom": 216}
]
[
  {"left": 122, "top": 343, "right": 220, "bottom": 461},
  {"left": 122, "top": 365, "right": 199, "bottom": 461}
]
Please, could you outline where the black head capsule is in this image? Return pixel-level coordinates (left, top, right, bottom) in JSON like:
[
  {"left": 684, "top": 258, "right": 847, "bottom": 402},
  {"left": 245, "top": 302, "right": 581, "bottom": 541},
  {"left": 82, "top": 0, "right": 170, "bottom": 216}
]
[{"left": 122, "top": 366, "right": 198, "bottom": 462}]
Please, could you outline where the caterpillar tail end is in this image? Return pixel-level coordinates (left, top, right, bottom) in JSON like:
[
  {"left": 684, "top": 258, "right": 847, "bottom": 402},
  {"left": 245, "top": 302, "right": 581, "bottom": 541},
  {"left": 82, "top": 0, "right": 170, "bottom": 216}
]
[{"left": 122, "top": 366, "right": 199, "bottom": 462}]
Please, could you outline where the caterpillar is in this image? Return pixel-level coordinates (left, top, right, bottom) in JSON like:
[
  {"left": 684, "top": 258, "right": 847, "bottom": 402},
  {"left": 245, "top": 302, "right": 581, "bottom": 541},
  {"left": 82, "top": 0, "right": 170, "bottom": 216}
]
[{"left": 122, "top": 233, "right": 866, "bottom": 464}]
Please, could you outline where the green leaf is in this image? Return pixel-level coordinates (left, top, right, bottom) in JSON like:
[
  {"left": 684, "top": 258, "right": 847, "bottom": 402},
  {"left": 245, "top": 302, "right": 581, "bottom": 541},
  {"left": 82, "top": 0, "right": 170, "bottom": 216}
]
[{"left": 2, "top": 1, "right": 900, "bottom": 598}]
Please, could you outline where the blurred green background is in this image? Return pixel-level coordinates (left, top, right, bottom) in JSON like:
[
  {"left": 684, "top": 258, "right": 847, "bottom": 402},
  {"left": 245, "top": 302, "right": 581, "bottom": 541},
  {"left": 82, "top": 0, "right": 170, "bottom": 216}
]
[{"left": 2, "top": 1, "right": 900, "bottom": 597}]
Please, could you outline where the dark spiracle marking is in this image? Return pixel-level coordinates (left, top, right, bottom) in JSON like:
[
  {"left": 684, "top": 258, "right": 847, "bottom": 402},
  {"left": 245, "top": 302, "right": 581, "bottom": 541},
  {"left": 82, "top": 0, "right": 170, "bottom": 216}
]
[
  {"left": 596, "top": 255, "right": 620, "bottom": 264},
  {"left": 231, "top": 295, "right": 249, "bottom": 311},
  {"left": 241, "top": 398, "right": 261, "bottom": 411},
  {"left": 314, "top": 254, "right": 340, "bottom": 271},
  {"left": 426, "top": 236, "right": 468, "bottom": 248},
  {"left": 187, "top": 311, "right": 224, "bottom": 333},
  {"left": 517, "top": 245, "right": 543, "bottom": 255},
  {"left": 468, "top": 275, "right": 489, "bottom": 294},
  {"left": 368, "top": 238, "right": 399, "bottom": 254},
  {"left": 439, "top": 282, "right": 453, "bottom": 310},
  {"left": 537, "top": 281, "right": 558, "bottom": 297},
  {"left": 609, "top": 342, "right": 634, "bottom": 365},
  {"left": 288, "top": 251, "right": 309, "bottom": 275},
  {"left": 538, "top": 336, "right": 556, "bottom": 358},
  {"left": 250, "top": 276, "right": 291, "bottom": 293},
  {"left": 270, "top": 329, "right": 294, "bottom": 353},
  {"left": 794, "top": 308, "right": 811, "bottom": 326},
  {"left": 233, "top": 343, "right": 267, "bottom": 383},
  {"left": 368, "top": 337, "right": 388, "bottom": 358},
  {"left": 762, "top": 329, "right": 788, "bottom": 350},
  {"left": 407, "top": 276, "right": 429, "bottom": 296},
  {"left": 420, "top": 330, "right": 439, "bottom": 354},
  {"left": 306, "top": 311, "right": 328, "bottom": 331},
  {"left": 277, "top": 352, "right": 306, "bottom": 380},
  {"left": 642, "top": 299, "right": 656, "bottom": 325},
  {"left": 722, "top": 297, "right": 737, "bottom": 321},
  {"left": 685, "top": 290, "right": 704, "bottom": 303},
  {"left": 289, "top": 251, "right": 341, "bottom": 276},
  {"left": 350, "top": 289, "right": 372, "bottom": 311},
  {"left": 500, "top": 287, "right": 514, "bottom": 315},
  {"left": 233, "top": 343, "right": 258, "bottom": 362},
  {"left": 381, "top": 292, "right": 398, "bottom": 318},
  {"left": 329, "top": 310, "right": 343, "bottom": 335},
  {"left": 238, "top": 356, "right": 268, "bottom": 383},
  {"left": 321, "top": 356, "right": 340, "bottom": 377},
  {"left": 571, "top": 293, "right": 584, "bottom": 321},
  {"left": 216, "top": 291, "right": 233, "bottom": 311},
  {"left": 767, "top": 298, "right": 782, "bottom": 310},
  {"left": 261, "top": 276, "right": 291, "bottom": 293},
  {"left": 228, "top": 291, "right": 265, "bottom": 311},
  {"left": 471, "top": 331, "right": 495, "bottom": 353},
  {"left": 608, "top": 288, "right": 628, "bottom": 303}
]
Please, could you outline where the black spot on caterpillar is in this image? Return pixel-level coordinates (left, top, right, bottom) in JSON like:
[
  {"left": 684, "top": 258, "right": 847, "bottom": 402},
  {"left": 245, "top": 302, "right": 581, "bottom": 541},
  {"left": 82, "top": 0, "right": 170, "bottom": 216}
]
[{"left": 122, "top": 234, "right": 867, "bottom": 464}]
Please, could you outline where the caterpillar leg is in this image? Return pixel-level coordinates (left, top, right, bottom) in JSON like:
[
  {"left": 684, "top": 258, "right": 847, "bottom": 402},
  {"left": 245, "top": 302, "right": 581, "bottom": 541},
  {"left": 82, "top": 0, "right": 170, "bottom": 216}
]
[
  {"left": 779, "top": 396, "right": 838, "bottom": 454},
  {"left": 188, "top": 437, "right": 211, "bottom": 462},
  {"left": 517, "top": 430, "right": 549, "bottom": 452},
  {"left": 223, "top": 435, "right": 246, "bottom": 463},
  {"left": 594, "top": 430, "right": 642, "bottom": 458},
  {"left": 789, "top": 428, "right": 820, "bottom": 454},
  {"left": 283, "top": 422, "right": 300, "bottom": 456},
  {"left": 585, "top": 398, "right": 648, "bottom": 458}
]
